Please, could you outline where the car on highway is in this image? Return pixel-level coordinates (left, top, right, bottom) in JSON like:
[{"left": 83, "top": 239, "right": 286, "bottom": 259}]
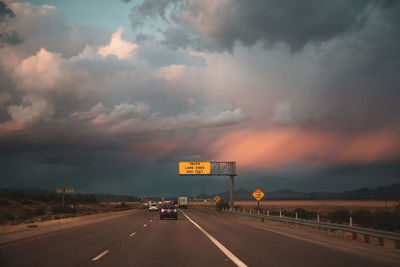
[
  {"left": 149, "top": 203, "right": 158, "bottom": 211},
  {"left": 160, "top": 204, "right": 177, "bottom": 220}
]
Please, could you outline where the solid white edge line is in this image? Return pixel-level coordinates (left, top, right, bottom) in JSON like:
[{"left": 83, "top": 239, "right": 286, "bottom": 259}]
[
  {"left": 129, "top": 232, "right": 136, "bottom": 237},
  {"left": 180, "top": 210, "right": 247, "bottom": 267},
  {"left": 143, "top": 224, "right": 147, "bottom": 227},
  {"left": 92, "top": 250, "right": 109, "bottom": 261}
]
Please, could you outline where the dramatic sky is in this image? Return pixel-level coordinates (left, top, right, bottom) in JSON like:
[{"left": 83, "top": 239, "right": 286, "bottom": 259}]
[{"left": 0, "top": 0, "right": 399, "bottom": 196}]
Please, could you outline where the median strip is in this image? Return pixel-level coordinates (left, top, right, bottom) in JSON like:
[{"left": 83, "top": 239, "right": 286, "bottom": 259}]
[
  {"left": 92, "top": 250, "right": 109, "bottom": 261},
  {"left": 180, "top": 210, "right": 247, "bottom": 267}
]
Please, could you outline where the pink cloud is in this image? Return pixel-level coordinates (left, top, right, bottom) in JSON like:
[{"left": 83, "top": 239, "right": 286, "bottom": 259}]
[
  {"left": 156, "top": 64, "right": 187, "bottom": 82},
  {"left": 98, "top": 27, "right": 138, "bottom": 59},
  {"left": 209, "top": 128, "right": 399, "bottom": 168},
  {"left": 13, "top": 48, "right": 62, "bottom": 92}
]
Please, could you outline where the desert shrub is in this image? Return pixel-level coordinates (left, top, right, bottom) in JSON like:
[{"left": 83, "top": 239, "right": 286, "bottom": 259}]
[
  {"left": 270, "top": 210, "right": 280, "bottom": 216},
  {"left": 327, "top": 208, "right": 350, "bottom": 224},
  {"left": 51, "top": 206, "right": 77, "bottom": 214},
  {"left": 373, "top": 211, "right": 398, "bottom": 231},
  {"left": 35, "top": 207, "right": 46, "bottom": 216},
  {"left": 0, "top": 199, "right": 10, "bottom": 205},
  {"left": 19, "top": 199, "right": 33, "bottom": 205},
  {"left": 216, "top": 200, "right": 230, "bottom": 210},
  {"left": 34, "top": 192, "right": 57, "bottom": 202},
  {"left": 0, "top": 189, "right": 24, "bottom": 200},
  {"left": 0, "top": 212, "right": 15, "bottom": 224},
  {"left": 76, "top": 193, "right": 97, "bottom": 204},
  {"left": 18, "top": 209, "right": 34, "bottom": 221},
  {"left": 351, "top": 209, "right": 374, "bottom": 227},
  {"left": 293, "top": 208, "right": 306, "bottom": 218}
]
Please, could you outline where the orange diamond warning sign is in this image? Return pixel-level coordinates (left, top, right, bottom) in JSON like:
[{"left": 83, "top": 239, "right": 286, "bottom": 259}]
[
  {"left": 214, "top": 195, "right": 221, "bottom": 203},
  {"left": 252, "top": 188, "right": 264, "bottom": 201}
]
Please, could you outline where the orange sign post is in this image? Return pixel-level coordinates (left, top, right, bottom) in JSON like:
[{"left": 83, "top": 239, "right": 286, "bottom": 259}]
[{"left": 252, "top": 188, "right": 265, "bottom": 211}]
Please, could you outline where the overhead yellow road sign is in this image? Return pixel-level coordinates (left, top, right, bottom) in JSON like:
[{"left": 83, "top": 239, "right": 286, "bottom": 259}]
[
  {"left": 179, "top": 162, "right": 211, "bottom": 175},
  {"left": 252, "top": 188, "right": 265, "bottom": 201}
]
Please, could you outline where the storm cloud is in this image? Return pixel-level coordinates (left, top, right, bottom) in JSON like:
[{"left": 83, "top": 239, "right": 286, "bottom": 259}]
[
  {"left": 0, "top": 1, "right": 23, "bottom": 46},
  {"left": 0, "top": 1, "right": 399, "bottom": 195}
]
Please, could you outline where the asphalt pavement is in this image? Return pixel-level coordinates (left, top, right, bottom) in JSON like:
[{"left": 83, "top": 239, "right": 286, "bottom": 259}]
[{"left": 0, "top": 208, "right": 398, "bottom": 267}]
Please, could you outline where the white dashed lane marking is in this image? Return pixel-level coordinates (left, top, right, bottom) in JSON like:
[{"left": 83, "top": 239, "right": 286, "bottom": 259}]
[
  {"left": 92, "top": 250, "right": 109, "bottom": 261},
  {"left": 129, "top": 232, "right": 136, "bottom": 237}
]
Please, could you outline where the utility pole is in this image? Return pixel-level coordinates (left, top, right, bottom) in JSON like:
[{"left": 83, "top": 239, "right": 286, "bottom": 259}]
[{"left": 230, "top": 175, "right": 234, "bottom": 211}]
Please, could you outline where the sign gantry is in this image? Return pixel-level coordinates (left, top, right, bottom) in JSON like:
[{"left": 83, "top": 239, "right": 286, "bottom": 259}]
[{"left": 179, "top": 161, "right": 237, "bottom": 211}]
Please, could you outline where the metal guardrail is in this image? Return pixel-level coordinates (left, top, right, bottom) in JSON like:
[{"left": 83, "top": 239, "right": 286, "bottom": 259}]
[{"left": 222, "top": 209, "right": 400, "bottom": 248}]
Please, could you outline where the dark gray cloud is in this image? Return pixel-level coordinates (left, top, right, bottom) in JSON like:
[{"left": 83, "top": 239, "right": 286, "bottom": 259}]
[
  {"left": 128, "top": 0, "right": 399, "bottom": 52},
  {"left": 0, "top": 1, "right": 15, "bottom": 21},
  {"left": 0, "top": 1, "right": 23, "bottom": 47}
]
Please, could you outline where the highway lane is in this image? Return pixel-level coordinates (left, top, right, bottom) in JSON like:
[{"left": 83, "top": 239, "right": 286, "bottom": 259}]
[
  {"left": 182, "top": 209, "right": 398, "bottom": 267},
  {"left": 0, "top": 208, "right": 398, "bottom": 266},
  {"left": 0, "top": 210, "right": 156, "bottom": 266},
  {"left": 92, "top": 210, "right": 236, "bottom": 267}
]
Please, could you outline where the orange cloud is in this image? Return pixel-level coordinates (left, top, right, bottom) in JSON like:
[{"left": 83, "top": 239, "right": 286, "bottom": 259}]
[{"left": 209, "top": 128, "right": 399, "bottom": 168}]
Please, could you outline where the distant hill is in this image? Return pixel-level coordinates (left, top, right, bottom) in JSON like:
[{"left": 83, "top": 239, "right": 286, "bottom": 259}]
[{"left": 197, "top": 183, "right": 400, "bottom": 200}]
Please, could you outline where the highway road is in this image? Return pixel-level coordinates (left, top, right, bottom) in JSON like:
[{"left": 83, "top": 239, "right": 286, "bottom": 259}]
[{"left": 0, "top": 208, "right": 399, "bottom": 266}]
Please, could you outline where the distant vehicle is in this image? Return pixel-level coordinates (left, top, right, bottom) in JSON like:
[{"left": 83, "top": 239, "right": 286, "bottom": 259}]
[
  {"left": 178, "top": 196, "right": 188, "bottom": 209},
  {"left": 149, "top": 203, "right": 158, "bottom": 211},
  {"left": 160, "top": 204, "right": 177, "bottom": 220}
]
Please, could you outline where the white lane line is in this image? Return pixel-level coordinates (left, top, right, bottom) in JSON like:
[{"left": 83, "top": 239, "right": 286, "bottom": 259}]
[
  {"left": 129, "top": 232, "right": 136, "bottom": 237},
  {"left": 180, "top": 210, "right": 247, "bottom": 267},
  {"left": 150, "top": 219, "right": 153, "bottom": 222},
  {"left": 92, "top": 250, "right": 109, "bottom": 261},
  {"left": 143, "top": 224, "right": 147, "bottom": 227}
]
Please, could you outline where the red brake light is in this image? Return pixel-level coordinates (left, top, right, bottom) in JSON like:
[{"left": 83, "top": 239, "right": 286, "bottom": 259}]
[
  {"left": 161, "top": 208, "right": 165, "bottom": 212},
  {"left": 174, "top": 209, "right": 177, "bottom": 212}
]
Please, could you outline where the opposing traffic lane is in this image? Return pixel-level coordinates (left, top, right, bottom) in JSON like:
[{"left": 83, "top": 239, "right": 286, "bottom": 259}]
[
  {"left": 183, "top": 209, "right": 398, "bottom": 267},
  {"left": 0, "top": 209, "right": 155, "bottom": 267}
]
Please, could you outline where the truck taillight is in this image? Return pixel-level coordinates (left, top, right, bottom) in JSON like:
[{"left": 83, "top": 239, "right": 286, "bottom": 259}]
[
  {"left": 174, "top": 209, "right": 177, "bottom": 212},
  {"left": 161, "top": 209, "right": 165, "bottom": 212}
]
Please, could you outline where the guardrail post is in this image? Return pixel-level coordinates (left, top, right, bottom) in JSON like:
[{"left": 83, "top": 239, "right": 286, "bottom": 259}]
[
  {"left": 250, "top": 209, "right": 252, "bottom": 214},
  {"left": 317, "top": 214, "right": 320, "bottom": 223},
  {"left": 334, "top": 230, "right": 338, "bottom": 237},
  {"left": 341, "top": 231, "right": 346, "bottom": 239},
  {"left": 378, "top": 237, "right": 384, "bottom": 246},
  {"left": 279, "top": 211, "right": 282, "bottom": 218},
  {"left": 258, "top": 210, "right": 260, "bottom": 215},
  {"left": 267, "top": 210, "right": 269, "bottom": 216},
  {"left": 352, "top": 233, "right": 357, "bottom": 240},
  {"left": 364, "top": 234, "right": 370, "bottom": 243},
  {"left": 243, "top": 208, "right": 245, "bottom": 213},
  {"left": 295, "top": 212, "right": 298, "bottom": 220},
  {"left": 349, "top": 216, "right": 352, "bottom": 227}
]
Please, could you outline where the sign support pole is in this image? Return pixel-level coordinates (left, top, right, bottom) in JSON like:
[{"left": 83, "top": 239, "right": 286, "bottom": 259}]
[
  {"left": 230, "top": 175, "right": 234, "bottom": 211},
  {"left": 62, "top": 189, "right": 65, "bottom": 209},
  {"left": 257, "top": 200, "right": 260, "bottom": 211}
]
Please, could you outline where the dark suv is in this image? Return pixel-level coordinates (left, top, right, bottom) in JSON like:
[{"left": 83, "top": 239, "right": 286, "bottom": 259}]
[{"left": 160, "top": 205, "right": 177, "bottom": 220}]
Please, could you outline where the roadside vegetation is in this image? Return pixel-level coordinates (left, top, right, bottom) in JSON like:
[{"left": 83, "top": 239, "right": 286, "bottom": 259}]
[
  {"left": 198, "top": 200, "right": 400, "bottom": 232},
  {"left": 0, "top": 189, "right": 138, "bottom": 225}
]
